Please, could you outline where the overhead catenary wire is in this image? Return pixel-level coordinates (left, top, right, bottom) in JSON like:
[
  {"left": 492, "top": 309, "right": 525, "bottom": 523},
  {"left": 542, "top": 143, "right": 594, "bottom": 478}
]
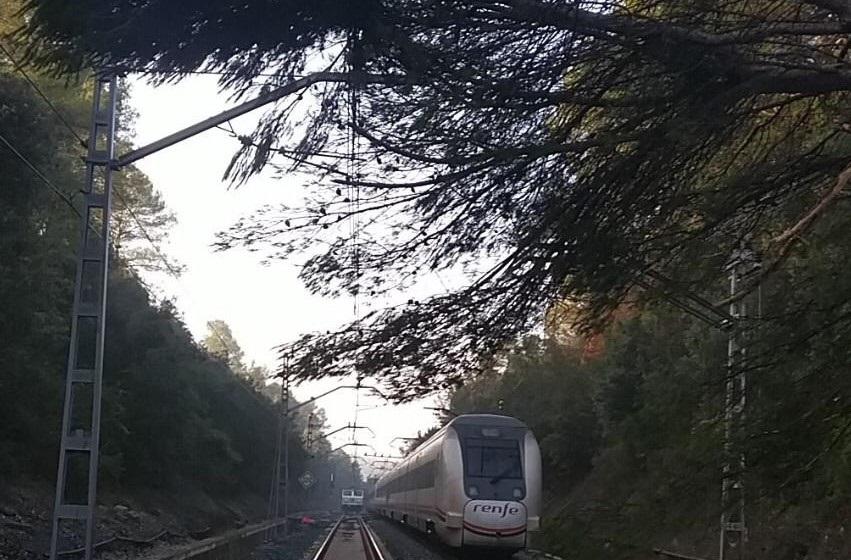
[
  {"left": 8, "top": 45, "right": 381, "bottom": 466},
  {"left": 345, "top": 30, "right": 368, "bottom": 463},
  {"left": 4, "top": 52, "right": 338, "bottom": 545},
  {"left": 112, "top": 191, "right": 280, "bottom": 416},
  {"left": 117, "top": 66, "right": 311, "bottom": 80},
  {"left": 0, "top": 41, "right": 88, "bottom": 147},
  {"left": 0, "top": 129, "right": 80, "bottom": 215},
  {"left": 113, "top": 189, "right": 184, "bottom": 278},
  {"left": 117, "top": 189, "right": 280, "bottom": 416},
  {"left": 115, "top": 187, "right": 278, "bottom": 413},
  {"left": 3, "top": 56, "right": 279, "bottom": 417}
]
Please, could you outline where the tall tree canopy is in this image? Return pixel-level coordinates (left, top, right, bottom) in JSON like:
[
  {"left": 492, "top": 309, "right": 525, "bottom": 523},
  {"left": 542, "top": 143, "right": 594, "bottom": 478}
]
[
  {"left": 20, "top": 1, "right": 851, "bottom": 404},
  {"left": 204, "top": 320, "right": 247, "bottom": 373},
  {"left": 204, "top": 319, "right": 271, "bottom": 388}
]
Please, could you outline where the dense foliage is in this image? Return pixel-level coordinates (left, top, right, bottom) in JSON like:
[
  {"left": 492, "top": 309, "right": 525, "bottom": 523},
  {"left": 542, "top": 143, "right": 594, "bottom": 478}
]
[{"left": 17, "top": 0, "right": 851, "bottom": 410}]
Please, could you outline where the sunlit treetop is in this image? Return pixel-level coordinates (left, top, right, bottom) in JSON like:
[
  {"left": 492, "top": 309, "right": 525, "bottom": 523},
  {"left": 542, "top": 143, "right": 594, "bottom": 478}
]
[{"left": 22, "top": 0, "right": 851, "bottom": 400}]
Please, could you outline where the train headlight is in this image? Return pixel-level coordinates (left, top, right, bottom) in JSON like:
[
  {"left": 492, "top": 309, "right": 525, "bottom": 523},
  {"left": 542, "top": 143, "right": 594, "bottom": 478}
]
[
  {"left": 513, "top": 487, "right": 523, "bottom": 499},
  {"left": 468, "top": 485, "right": 479, "bottom": 497}
]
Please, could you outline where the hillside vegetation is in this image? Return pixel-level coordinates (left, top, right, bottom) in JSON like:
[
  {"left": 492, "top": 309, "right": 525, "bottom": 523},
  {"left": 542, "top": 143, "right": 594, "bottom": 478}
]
[
  {"left": 0, "top": 7, "right": 355, "bottom": 553},
  {"left": 451, "top": 303, "right": 851, "bottom": 559}
]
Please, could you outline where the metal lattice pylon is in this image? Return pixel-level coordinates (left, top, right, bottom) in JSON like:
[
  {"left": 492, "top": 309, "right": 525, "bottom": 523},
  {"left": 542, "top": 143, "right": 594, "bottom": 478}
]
[
  {"left": 720, "top": 247, "right": 759, "bottom": 560},
  {"left": 270, "top": 362, "right": 291, "bottom": 539},
  {"left": 49, "top": 73, "right": 118, "bottom": 560}
]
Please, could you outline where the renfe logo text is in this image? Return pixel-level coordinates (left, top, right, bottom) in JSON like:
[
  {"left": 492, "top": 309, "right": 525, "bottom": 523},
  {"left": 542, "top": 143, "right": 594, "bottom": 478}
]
[{"left": 472, "top": 504, "right": 520, "bottom": 518}]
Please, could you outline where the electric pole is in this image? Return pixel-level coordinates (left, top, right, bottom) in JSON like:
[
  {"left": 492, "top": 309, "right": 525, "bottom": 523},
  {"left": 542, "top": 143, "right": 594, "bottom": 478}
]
[
  {"left": 271, "top": 359, "right": 291, "bottom": 539},
  {"left": 48, "top": 68, "right": 357, "bottom": 558},
  {"left": 719, "top": 246, "right": 759, "bottom": 560},
  {"left": 49, "top": 73, "right": 117, "bottom": 560}
]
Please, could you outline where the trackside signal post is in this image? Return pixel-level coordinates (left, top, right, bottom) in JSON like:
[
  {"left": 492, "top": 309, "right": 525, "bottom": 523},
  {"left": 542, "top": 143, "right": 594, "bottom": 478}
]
[{"left": 49, "top": 70, "right": 359, "bottom": 560}]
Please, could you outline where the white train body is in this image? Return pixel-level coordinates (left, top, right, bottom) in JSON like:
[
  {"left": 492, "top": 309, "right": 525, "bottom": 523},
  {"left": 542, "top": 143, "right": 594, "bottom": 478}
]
[
  {"left": 373, "top": 414, "right": 541, "bottom": 551},
  {"left": 342, "top": 488, "right": 365, "bottom": 512}
]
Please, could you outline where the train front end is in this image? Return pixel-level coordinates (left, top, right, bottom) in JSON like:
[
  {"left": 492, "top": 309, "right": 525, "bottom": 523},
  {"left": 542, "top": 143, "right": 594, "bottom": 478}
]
[
  {"left": 341, "top": 488, "right": 364, "bottom": 513},
  {"left": 448, "top": 415, "right": 542, "bottom": 551}
]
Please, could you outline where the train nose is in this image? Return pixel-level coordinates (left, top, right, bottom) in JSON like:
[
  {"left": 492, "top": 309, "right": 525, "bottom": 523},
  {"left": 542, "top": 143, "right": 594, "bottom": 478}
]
[{"left": 462, "top": 500, "right": 527, "bottom": 546}]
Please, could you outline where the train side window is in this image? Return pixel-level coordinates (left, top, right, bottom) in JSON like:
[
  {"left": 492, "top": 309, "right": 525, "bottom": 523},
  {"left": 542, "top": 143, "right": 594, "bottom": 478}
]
[
  {"left": 405, "top": 460, "right": 435, "bottom": 489},
  {"left": 422, "top": 460, "right": 436, "bottom": 488}
]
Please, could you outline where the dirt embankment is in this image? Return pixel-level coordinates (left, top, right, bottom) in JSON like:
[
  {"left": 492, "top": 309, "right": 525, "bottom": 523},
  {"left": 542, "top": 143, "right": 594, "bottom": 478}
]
[{"left": 0, "top": 479, "right": 267, "bottom": 560}]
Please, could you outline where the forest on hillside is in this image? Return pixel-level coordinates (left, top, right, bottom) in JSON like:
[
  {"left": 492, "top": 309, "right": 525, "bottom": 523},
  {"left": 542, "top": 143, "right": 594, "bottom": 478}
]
[
  {"left": 0, "top": 3, "right": 358, "bottom": 546},
  {"left": 448, "top": 305, "right": 850, "bottom": 559}
]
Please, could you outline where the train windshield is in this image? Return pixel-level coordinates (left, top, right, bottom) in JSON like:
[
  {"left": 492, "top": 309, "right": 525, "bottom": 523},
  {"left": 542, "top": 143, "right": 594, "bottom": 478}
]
[{"left": 465, "top": 439, "right": 523, "bottom": 479}]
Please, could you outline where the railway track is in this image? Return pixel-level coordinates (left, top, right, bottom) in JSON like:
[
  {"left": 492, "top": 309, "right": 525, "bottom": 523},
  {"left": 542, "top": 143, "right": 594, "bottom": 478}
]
[{"left": 312, "top": 515, "right": 388, "bottom": 560}]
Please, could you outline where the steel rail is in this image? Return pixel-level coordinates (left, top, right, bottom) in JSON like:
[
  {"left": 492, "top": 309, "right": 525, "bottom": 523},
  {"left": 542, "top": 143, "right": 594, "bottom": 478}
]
[
  {"left": 312, "top": 516, "right": 386, "bottom": 560},
  {"left": 359, "top": 517, "right": 387, "bottom": 560},
  {"left": 312, "top": 516, "right": 345, "bottom": 560}
]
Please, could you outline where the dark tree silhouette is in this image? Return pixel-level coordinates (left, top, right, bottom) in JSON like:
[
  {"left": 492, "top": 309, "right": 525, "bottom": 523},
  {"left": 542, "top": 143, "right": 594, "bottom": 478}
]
[{"left": 22, "top": 1, "right": 851, "bottom": 399}]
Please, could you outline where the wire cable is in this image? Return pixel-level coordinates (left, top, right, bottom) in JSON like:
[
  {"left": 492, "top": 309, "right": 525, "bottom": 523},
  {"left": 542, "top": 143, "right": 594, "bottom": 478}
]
[
  {"left": 345, "top": 31, "right": 366, "bottom": 459},
  {"left": 0, "top": 46, "right": 341, "bottom": 426},
  {"left": 0, "top": 42, "right": 88, "bottom": 147},
  {"left": 0, "top": 129, "right": 80, "bottom": 215},
  {"left": 0, "top": 50, "right": 186, "bottom": 288},
  {"left": 119, "top": 66, "right": 309, "bottom": 80},
  {"left": 112, "top": 188, "right": 281, "bottom": 416},
  {"left": 0, "top": 59, "right": 284, "bottom": 480},
  {"left": 113, "top": 189, "right": 184, "bottom": 278}
]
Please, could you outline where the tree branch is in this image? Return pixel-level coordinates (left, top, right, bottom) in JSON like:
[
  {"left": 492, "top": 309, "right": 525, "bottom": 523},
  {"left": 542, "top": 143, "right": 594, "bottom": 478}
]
[{"left": 774, "top": 160, "right": 851, "bottom": 245}]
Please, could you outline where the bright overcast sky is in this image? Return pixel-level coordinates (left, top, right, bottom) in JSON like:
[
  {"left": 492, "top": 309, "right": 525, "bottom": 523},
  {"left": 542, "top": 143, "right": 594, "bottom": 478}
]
[{"left": 128, "top": 74, "right": 440, "bottom": 470}]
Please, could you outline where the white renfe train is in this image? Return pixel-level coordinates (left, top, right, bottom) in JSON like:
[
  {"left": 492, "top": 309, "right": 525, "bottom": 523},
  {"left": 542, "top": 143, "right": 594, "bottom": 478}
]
[{"left": 372, "top": 414, "right": 541, "bottom": 554}]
